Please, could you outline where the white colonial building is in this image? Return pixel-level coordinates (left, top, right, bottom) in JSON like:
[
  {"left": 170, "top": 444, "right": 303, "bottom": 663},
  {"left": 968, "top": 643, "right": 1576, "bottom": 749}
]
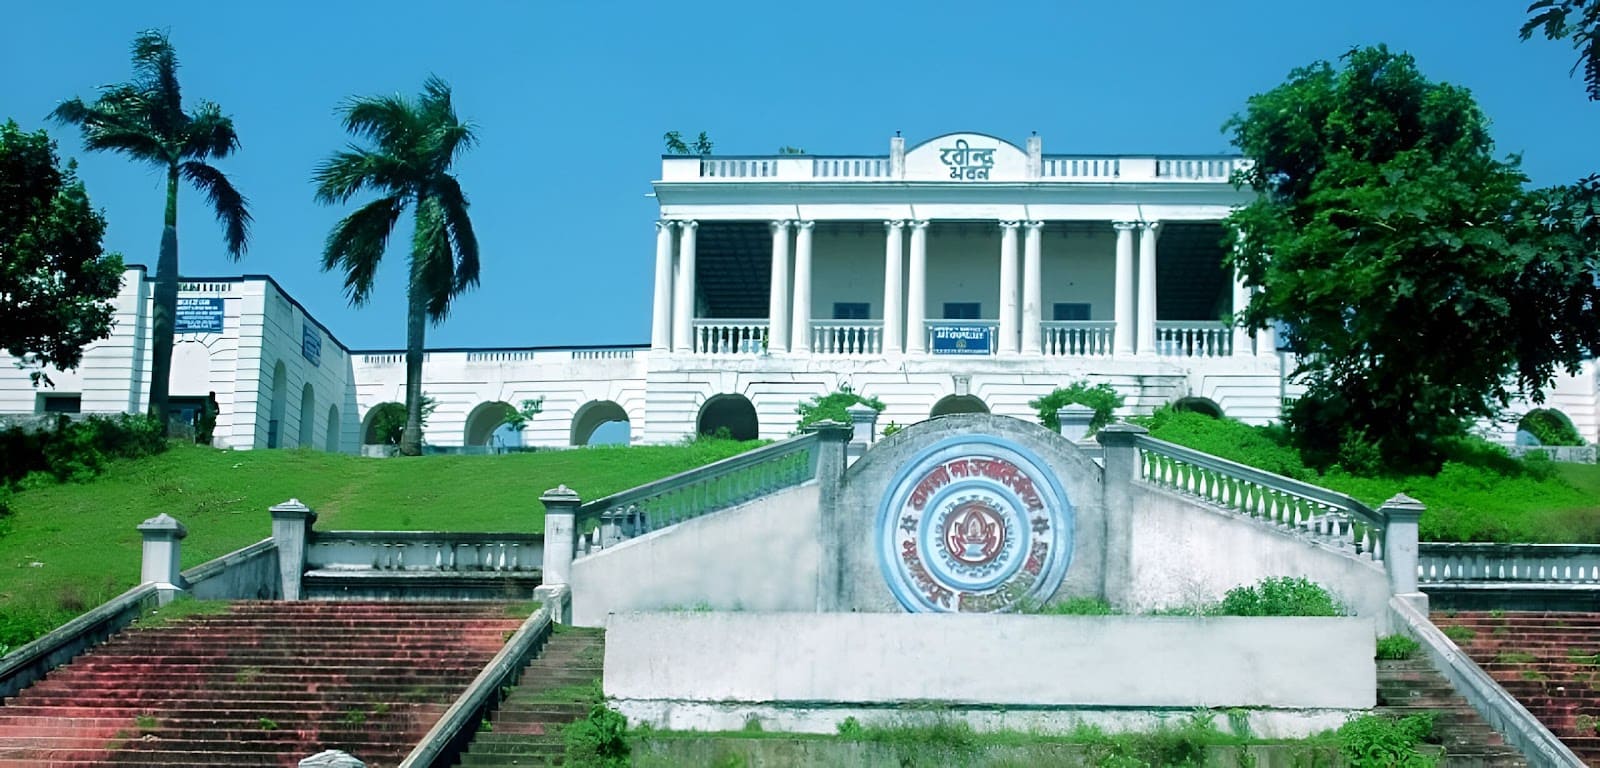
[{"left": 3, "top": 132, "right": 1596, "bottom": 451}]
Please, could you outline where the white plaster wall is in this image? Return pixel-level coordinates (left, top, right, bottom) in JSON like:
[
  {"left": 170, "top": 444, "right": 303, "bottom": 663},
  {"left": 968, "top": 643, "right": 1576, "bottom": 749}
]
[
  {"left": 1040, "top": 227, "right": 1115, "bottom": 320},
  {"left": 810, "top": 226, "right": 885, "bottom": 321},
  {"left": 1127, "top": 485, "right": 1394, "bottom": 630},
  {"left": 571, "top": 482, "right": 821, "bottom": 627},
  {"left": 233, "top": 280, "right": 359, "bottom": 452},
  {"left": 1484, "top": 362, "right": 1600, "bottom": 446},
  {"left": 925, "top": 224, "right": 1001, "bottom": 319},
  {"left": 0, "top": 267, "right": 149, "bottom": 415},
  {"left": 605, "top": 612, "right": 1375, "bottom": 709}
]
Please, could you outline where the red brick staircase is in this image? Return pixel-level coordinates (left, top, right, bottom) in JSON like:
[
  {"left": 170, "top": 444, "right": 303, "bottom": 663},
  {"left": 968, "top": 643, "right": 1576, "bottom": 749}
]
[
  {"left": 456, "top": 626, "right": 605, "bottom": 767},
  {"left": 1377, "top": 658, "right": 1528, "bottom": 766},
  {"left": 0, "top": 600, "right": 530, "bottom": 767},
  {"left": 1432, "top": 610, "right": 1600, "bottom": 764}
]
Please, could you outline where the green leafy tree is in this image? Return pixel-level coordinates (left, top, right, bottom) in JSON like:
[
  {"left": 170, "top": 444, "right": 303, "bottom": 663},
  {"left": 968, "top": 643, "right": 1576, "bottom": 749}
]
[
  {"left": 367, "top": 396, "right": 438, "bottom": 446},
  {"left": 794, "top": 384, "right": 883, "bottom": 433},
  {"left": 1225, "top": 45, "right": 1599, "bottom": 471},
  {"left": 51, "top": 29, "right": 251, "bottom": 430},
  {"left": 663, "top": 130, "right": 713, "bottom": 155},
  {"left": 0, "top": 121, "right": 122, "bottom": 384},
  {"left": 1029, "top": 381, "right": 1125, "bottom": 434},
  {"left": 501, "top": 397, "right": 545, "bottom": 433},
  {"left": 1524, "top": 0, "right": 1600, "bottom": 100},
  {"left": 314, "top": 77, "right": 480, "bottom": 457}
]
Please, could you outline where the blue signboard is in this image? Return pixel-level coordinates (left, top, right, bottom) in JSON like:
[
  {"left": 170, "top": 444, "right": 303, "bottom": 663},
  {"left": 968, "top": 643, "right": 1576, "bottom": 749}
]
[
  {"left": 930, "top": 325, "right": 993, "bottom": 355},
  {"left": 174, "top": 297, "right": 224, "bottom": 333},
  {"left": 302, "top": 324, "right": 322, "bottom": 367}
]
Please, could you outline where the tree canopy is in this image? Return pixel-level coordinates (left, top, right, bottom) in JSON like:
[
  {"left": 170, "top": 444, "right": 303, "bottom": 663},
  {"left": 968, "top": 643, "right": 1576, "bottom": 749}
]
[
  {"left": 1226, "top": 45, "right": 1600, "bottom": 470},
  {"left": 0, "top": 121, "right": 122, "bottom": 384}
]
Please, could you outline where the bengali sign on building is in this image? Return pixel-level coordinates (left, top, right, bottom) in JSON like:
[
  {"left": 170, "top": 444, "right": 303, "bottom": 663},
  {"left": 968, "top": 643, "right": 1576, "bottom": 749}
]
[
  {"left": 301, "top": 324, "right": 322, "bottom": 367},
  {"left": 174, "top": 297, "right": 224, "bottom": 333},
  {"left": 930, "top": 325, "right": 993, "bottom": 355}
]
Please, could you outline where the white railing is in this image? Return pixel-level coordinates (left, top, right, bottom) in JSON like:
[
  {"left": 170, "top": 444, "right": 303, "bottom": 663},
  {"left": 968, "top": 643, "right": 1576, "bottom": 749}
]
[
  {"left": 811, "top": 321, "right": 883, "bottom": 355},
  {"left": 1156, "top": 157, "right": 1242, "bottom": 181},
  {"left": 1418, "top": 543, "right": 1600, "bottom": 585},
  {"left": 693, "top": 319, "right": 768, "bottom": 355},
  {"left": 178, "top": 282, "right": 234, "bottom": 292},
  {"left": 1156, "top": 321, "right": 1231, "bottom": 357},
  {"left": 1134, "top": 435, "right": 1386, "bottom": 561},
  {"left": 307, "top": 531, "right": 544, "bottom": 573},
  {"left": 466, "top": 350, "right": 538, "bottom": 362},
  {"left": 925, "top": 320, "right": 999, "bottom": 355},
  {"left": 1041, "top": 321, "right": 1115, "bottom": 356},
  {"left": 812, "top": 157, "right": 893, "bottom": 179},
  {"left": 572, "top": 348, "right": 637, "bottom": 360},
  {"left": 700, "top": 158, "right": 781, "bottom": 178},
  {"left": 1041, "top": 156, "right": 1121, "bottom": 179}
]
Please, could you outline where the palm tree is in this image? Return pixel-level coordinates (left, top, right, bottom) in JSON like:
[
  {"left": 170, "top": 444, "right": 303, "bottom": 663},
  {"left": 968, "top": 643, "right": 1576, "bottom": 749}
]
[
  {"left": 313, "top": 77, "right": 479, "bottom": 456},
  {"left": 51, "top": 29, "right": 250, "bottom": 433}
]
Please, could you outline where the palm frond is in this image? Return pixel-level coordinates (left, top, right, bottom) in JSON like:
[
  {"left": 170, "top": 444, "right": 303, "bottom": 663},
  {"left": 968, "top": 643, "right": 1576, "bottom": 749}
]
[
  {"left": 341, "top": 94, "right": 419, "bottom": 152},
  {"left": 410, "top": 196, "right": 459, "bottom": 321},
  {"left": 53, "top": 95, "right": 169, "bottom": 165},
  {"left": 323, "top": 193, "right": 407, "bottom": 306},
  {"left": 182, "top": 101, "right": 240, "bottom": 160},
  {"left": 312, "top": 148, "right": 415, "bottom": 205},
  {"left": 129, "top": 29, "right": 183, "bottom": 139},
  {"left": 181, "top": 162, "right": 251, "bottom": 258},
  {"left": 432, "top": 176, "right": 479, "bottom": 292},
  {"left": 416, "top": 76, "right": 476, "bottom": 169}
]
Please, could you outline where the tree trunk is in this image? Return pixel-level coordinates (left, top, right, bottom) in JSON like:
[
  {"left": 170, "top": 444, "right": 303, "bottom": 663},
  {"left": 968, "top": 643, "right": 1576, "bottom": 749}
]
[
  {"left": 147, "top": 166, "right": 180, "bottom": 435},
  {"left": 400, "top": 262, "right": 427, "bottom": 457}
]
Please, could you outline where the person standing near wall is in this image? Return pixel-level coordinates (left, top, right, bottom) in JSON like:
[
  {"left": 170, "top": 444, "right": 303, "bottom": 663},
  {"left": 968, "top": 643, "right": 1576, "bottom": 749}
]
[{"left": 195, "top": 391, "right": 219, "bottom": 446}]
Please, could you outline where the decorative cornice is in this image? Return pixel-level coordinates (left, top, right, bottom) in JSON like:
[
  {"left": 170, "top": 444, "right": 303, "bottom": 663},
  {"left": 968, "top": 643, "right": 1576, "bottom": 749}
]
[
  {"left": 770, "top": 219, "right": 792, "bottom": 233},
  {"left": 681, "top": 220, "right": 700, "bottom": 231},
  {"left": 795, "top": 220, "right": 816, "bottom": 231},
  {"left": 885, "top": 219, "right": 905, "bottom": 230},
  {"left": 999, "top": 220, "right": 1020, "bottom": 230},
  {"left": 1112, "top": 221, "right": 1139, "bottom": 231},
  {"left": 1140, "top": 220, "right": 1162, "bottom": 233},
  {"left": 910, "top": 220, "right": 931, "bottom": 230},
  {"left": 1024, "top": 220, "right": 1044, "bottom": 230},
  {"left": 655, "top": 220, "right": 677, "bottom": 232}
]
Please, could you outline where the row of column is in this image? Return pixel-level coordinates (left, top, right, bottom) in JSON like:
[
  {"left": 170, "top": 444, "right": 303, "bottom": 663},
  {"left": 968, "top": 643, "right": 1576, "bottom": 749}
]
[{"left": 651, "top": 219, "right": 1275, "bottom": 356}]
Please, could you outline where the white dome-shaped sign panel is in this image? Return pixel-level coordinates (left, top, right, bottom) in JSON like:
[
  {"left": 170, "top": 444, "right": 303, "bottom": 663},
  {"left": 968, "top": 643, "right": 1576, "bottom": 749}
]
[
  {"left": 904, "top": 133, "right": 1029, "bottom": 182},
  {"left": 876, "top": 435, "right": 1074, "bottom": 612}
]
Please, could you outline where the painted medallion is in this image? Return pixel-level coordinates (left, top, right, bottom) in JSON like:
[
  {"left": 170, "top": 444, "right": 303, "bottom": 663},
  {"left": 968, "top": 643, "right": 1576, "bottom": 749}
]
[{"left": 877, "top": 436, "right": 1074, "bottom": 613}]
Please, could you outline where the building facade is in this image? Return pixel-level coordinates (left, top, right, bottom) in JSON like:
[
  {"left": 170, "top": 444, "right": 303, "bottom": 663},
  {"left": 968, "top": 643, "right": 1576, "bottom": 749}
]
[{"left": 3, "top": 132, "right": 1596, "bottom": 451}]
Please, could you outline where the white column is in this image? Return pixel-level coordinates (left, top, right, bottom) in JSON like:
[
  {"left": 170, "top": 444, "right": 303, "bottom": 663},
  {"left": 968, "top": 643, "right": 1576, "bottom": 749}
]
[
  {"left": 998, "top": 221, "right": 1020, "bottom": 355},
  {"left": 650, "top": 221, "right": 675, "bottom": 351},
  {"left": 882, "top": 220, "right": 905, "bottom": 354},
  {"left": 671, "top": 220, "right": 698, "bottom": 352},
  {"left": 1112, "top": 221, "right": 1137, "bottom": 356},
  {"left": 1136, "top": 220, "right": 1161, "bottom": 356},
  {"left": 906, "top": 220, "right": 929, "bottom": 354},
  {"left": 768, "top": 220, "right": 791, "bottom": 353},
  {"left": 1021, "top": 221, "right": 1044, "bottom": 355},
  {"left": 1255, "top": 315, "right": 1277, "bottom": 358},
  {"left": 1231, "top": 265, "right": 1253, "bottom": 357},
  {"left": 790, "top": 221, "right": 815, "bottom": 352}
]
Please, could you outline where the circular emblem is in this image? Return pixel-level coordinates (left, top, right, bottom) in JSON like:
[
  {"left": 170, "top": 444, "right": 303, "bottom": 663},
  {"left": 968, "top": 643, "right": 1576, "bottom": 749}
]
[{"left": 877, "top": 436, "right": 1074, "bottom": 613}]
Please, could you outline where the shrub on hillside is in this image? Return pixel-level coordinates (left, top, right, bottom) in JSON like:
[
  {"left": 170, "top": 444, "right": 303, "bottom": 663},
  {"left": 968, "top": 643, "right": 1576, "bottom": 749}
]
[
  {"left": 794, "top": 384, "right": 883, "bottom": 433},
  {"left": 0, "top": 414, "right": 166, "bottom": 486},
  {"left": 1139, "top": 407, "right": 1311, "bottom": 480},
  {"left": 563, "top": 704, "right": 630, "bottom": 767},
  {"left": 1521, "top": 410, "right": 1585, "bottom": 447},
  {"left": 1030, "top": 380, "right": 1124, "bottom": 434},
  {"left": 1215, "top": 577, "right": 1343, "bottom": 617}
]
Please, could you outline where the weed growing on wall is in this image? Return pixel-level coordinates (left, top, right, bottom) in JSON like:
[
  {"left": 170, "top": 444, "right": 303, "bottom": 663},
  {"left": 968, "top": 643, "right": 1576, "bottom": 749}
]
[
  {"left": 563, "top": 704, "right": 630, "bottom": 768},
  {"left": 1215, "top": 577, "right": 1344, "bottom": 617},
  {"left": 793, "top": 384, "right": 884, "bottom": 433},
  {"left": 1335, "top": 712, "right": 1437, "bottom": 767},
  {"left": 1029, "top": 380, "right": 1124, "bottom": 433},
  {"left": 1376, "top": 634, "right": 1421, "bottom": 660}
]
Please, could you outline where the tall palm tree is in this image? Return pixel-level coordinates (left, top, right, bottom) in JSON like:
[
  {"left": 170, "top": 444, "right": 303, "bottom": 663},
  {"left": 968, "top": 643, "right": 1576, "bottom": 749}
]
[
  {"left": 313, "top": 77, "right": 479, "bottom": 456},
  {"left": 52, "top": 29, "right": 250, "bottom": 433}
]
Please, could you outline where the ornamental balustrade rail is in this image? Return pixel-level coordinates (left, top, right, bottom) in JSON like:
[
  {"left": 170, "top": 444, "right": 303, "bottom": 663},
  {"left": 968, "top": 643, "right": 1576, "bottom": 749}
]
[
  {"left": 1042, "top": 321, "right": 1115, "bottom": 357},
  {"left": 812, "top": 321, "right": 884, "bottom": 355},
  {"left": 1133, "top": 435, "right": 1387, "bottom": 561},
  {"left": 306, "top": 531, "right": 544, "bottom": 573},
  {"left": 1418, "top": 543, "right": 1600, "bottom": 586},
  {"left": 1156, "top": 321, "right": 1232, "bottom": 357},
  {"left": 693, "top": 320, "right": 768, "bottom": 355},
  {"left": 575, "top": 432, "right": 822, "bottom": 554},
  {"left": 671, "top": 154, "right": 1247, "bottom": 183}
]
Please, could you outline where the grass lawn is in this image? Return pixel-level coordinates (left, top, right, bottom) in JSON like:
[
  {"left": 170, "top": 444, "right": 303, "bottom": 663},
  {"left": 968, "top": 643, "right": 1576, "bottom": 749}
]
[{"left": 0, "top": 439, "right": 757, "bottom": 652}]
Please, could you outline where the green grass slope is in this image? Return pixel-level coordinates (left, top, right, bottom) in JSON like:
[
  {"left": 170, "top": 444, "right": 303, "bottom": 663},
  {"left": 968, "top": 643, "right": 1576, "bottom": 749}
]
[{"left": 0, "top": 439, "right": 757, "bottom": 652}]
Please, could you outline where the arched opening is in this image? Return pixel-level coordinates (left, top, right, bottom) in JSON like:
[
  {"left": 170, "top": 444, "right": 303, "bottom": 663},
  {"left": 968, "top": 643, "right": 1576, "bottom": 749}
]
[
  {"left": 697, "top": 394, "right": 759, "bottom": 441},
  {"left": 268, "top": 361, "right": 287, "bottom": 448},
  {"left": 362, "top": 402, "right": 405, "bottom": 445},
  {"left": 571, "top": 400, "right": 631, "bottom": 446},
  {"left": 1172, "top": 397, "right": 1224, "bottom": 419},
  {"left": 930, "top": 395, "right": 988, "bottom": 418},
  {"left": 297, "top": 383, "right": 316, "bottom": 448},
  {"left": 1518, "top": 408, "right": 1583, "bottom": 446},
  {"left": 325, "top": 405, "right": 341, "bottom": 453},
  {"left": 464, "top": 401, "right": 516, "bottom": 448}
]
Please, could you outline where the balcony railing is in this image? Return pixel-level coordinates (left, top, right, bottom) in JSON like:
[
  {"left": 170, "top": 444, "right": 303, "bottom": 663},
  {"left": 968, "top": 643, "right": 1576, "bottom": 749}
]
[
  {"left": 1042, "top": 321, "right": 1115, "bottom": 356},
  {"left": 811, "top": 321, "right": 883, "bottom": 355},
  {"left": 1156, "top": 322, "right": 1231, "bottom": 357},
  {"left": 693, "top": 320, "right": 767, "bottom": 355},
  {"left": 664, "top": 154, "right": 1246, "bottom": 184}
]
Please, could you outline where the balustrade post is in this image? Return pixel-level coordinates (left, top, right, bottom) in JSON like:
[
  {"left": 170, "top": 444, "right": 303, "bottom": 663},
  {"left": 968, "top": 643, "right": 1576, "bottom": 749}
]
[
  {"left": 846, "top": 403, "right": 879, "bottom": 464},
  {"left": 270, "top": 499, "right": 317, "bottom": 601},
  {"left": 138, "top": 513, "right": 188, "bottom": 600},
  {"left": 537, "top": 485, "right": 581, "bottom": 623},
  {"left": 1097, "top": 423, "right": 1148, "bottom": 610},
  {"left": 1056, "top": 404, "right": 1096, "bottom": 443},
  {"left": 810, "top": 419, "right": 854, "bottom": 611},
  {"left": 1380, "top": 494, "right": 1426, "bottom": 610}
]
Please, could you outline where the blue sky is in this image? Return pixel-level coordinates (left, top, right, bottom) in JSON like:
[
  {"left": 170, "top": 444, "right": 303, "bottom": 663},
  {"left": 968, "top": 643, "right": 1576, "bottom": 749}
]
[{"left": 3, "top": 1, "right": 1597, "bottom": 351}]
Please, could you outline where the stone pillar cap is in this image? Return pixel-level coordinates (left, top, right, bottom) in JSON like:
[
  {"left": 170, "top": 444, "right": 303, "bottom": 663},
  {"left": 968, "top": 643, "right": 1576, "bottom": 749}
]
[
  {"left": 137, "top": 513, "right": 187, "bottom": 538},
  {"left": 1057, "top": 404, "right": 1095, "bottom": 414},
  {"left": 541, "top": 484, "right": 582, "bottom": 504},
  {"left": 845, "top": 403, "right": 879, "bottom": 420},
  {"left": 300, "top": 750, "right": 365, "bottom": 768},
  {"left": 1379, "top": 493, "right": 1426, "bottom": 513},
  {"left": 1096, "top": 422, "right": 1149, "bottom": 445},
  {"left": 270, "top": 498, "right": 317, "bottom": 519}
]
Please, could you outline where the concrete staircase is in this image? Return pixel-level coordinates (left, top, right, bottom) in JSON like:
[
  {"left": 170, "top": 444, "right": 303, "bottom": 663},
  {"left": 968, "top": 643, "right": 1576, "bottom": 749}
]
[
  {"left": 456, "top": 626, "right": 606, "bottom": 767},
  {"left": 1376, "top": 658, "right": 1528, "bottom": 766},
  {"left": 0, "top": 600, "right": 529, "bottom": 767},
  {"left": 1432, "top": 610, "right": 1600, "bottom": 764}
]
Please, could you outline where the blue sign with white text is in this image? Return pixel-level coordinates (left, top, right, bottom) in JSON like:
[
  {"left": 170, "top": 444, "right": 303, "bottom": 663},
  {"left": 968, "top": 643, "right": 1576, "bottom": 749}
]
[
  {"left": 175, "top": 298, "right": 224, "bottom": 333},
  {"left": 930, "top": 325, "right": 993, "bottom": 355},
  {"left": 302, "top": 324, "right": 322, "bottom": 367}
]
